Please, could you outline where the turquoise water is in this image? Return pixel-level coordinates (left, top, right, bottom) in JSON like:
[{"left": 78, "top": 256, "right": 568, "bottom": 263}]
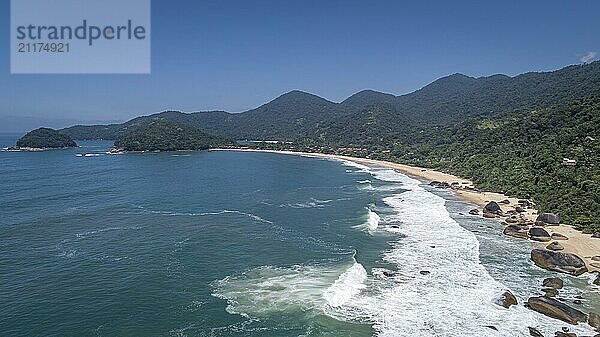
[{"left": 1, "top": 134, "right": 598, "bottom": 336}]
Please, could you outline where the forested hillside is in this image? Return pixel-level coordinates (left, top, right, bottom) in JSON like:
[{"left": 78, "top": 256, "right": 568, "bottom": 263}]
[{"left": 53, "top": 61, "right": 600, "bottom": 231}]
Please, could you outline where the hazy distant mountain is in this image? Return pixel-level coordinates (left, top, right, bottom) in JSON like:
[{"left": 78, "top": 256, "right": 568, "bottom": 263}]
[{"left": 0, "top": 116, "right": 124, "bottom": 134}]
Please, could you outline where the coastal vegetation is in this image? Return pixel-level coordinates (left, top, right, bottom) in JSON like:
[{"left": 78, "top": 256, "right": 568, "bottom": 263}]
[
  {"left": 112, "top": 120, "right": 232, "bottom": 152},
  {"left": 51, "top": 62, "right": 600, "bottom": 231},
  {"left": 15, "top": 127, "right": 77, "bottom": 149}
]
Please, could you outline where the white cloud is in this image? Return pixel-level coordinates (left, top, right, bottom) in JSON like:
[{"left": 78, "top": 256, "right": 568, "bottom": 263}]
[{"left": 580, "top": 51, "right": 597, "bottom": 64}]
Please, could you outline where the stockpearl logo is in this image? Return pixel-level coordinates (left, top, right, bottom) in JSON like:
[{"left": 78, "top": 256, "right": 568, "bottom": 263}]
[{"left": 10, "top": 0, "right": 151, "bottom": 74}]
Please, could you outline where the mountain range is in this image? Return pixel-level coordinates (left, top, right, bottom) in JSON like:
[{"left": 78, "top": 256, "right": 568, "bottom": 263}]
[
  {"left": 61, "top": 61, "right": 600, "bottom": 144},
  {"left": 56, "top": 62, "right": 600, "bottom": 231}
]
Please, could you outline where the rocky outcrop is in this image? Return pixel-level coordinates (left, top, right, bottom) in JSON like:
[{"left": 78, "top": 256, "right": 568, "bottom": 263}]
[
  {"left": 542, "top": 277, "right": 564, "bottom": 289},
  {"left": 527, "top": 296, "right": 587, "bottom": 324},
  {"left": 484, "top": 201, "right": 502, "bottom": 215},
  {"left": 536, "top": 213, "right": 561, "bottom": 225},
  {"left": 504, "top": 225, "right": 529, "bottom": 239},
  {"left": 546, "top": 242, "right": 564, "bottom": 251},
  {"left": 529, "top": 227, "right": 551, "bottom": 242},
  {"left": 530, "top": 249, "right": 588, "bottom": 276},
  {"left": 494, "top": 290, "right": 518, "bottom": 308}
]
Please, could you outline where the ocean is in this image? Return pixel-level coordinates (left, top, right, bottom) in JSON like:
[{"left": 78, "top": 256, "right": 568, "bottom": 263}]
[{"left": 1, "top": 133, "right": 598, "bottom": 336}]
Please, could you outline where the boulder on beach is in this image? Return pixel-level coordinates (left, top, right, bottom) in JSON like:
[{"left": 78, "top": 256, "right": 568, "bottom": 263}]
[
  {"left": 546, "top": 242, "right": 564, "bottom": 251},
  {"left": 484, "top": 201, "right": 502, "bottom": 214},
  {"left": 494, "top": 290, "right": 518, "bottom": 308},
  {"left": 527, "top": 296, "right": 587, "bottom": 324},
  {"left": 536, "top": 213, "right": 561, "bottom": 225},
  {"left": 499, "top": 199, "right": 510, "bottom": 204},
  {"left": 530, "top": 249, "right": 588, "bottom": 276},
  {"left": 543, "top": 277, "right": 564, "bottom": 289},
  {"left": 592, "top": 233, "right": 600, "bottom": 238},
  {"left": 483, "top": 212, "right": 497, "bottom": 218},
  {"left": 529, "top": 227, "right": 551, "bottom": 242},
  {"left": 518, "top": 199, "right": 532, "bottom": 207},
  {"left": 506, "top": 216, "right": 519, "bottom": 224},
  {"left": 504, "top": 225, "right": 529, "bottom": 239},
  {"left": 429, "top": 181, "right": 450, "bottom": 189},
  {"left": 515, "top": 206, "right": 526, "bottom": 213},
  {"left": 551, "top": 233, "right": 568, "bottom": 240}
]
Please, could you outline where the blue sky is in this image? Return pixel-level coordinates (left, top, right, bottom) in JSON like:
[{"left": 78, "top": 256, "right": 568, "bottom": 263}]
[{"left": 1, "top": 0, "right": 599, "bottom": 131}]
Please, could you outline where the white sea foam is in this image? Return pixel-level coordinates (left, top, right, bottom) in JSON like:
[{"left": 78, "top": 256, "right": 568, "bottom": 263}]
[
  {"left": 353, "top": 208, "right": 381, "bottom": 233},
  {"left": 323, "top": 262, "right": 367, "bottom": 307},
  {"left": 279, "top": 198, "right": 334, "bottom": 209},
  {"left": 212, "top": 259, "right": 367, "bottom": 318},
  {"left": 336, "top": 163, "right": 597, "bottom": 336},
  {"left": 212, "top": 158, "right": 597, "bottom": 336}
]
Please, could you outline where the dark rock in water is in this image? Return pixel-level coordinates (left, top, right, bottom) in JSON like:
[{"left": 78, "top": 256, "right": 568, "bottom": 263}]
[
  {"left": 485, "top": 325, "right": 498, "bottom": 331},
  {"left": 536, "top": 213, "right": 561, "bottom": 225},
  {"left": 551, "top": 233, "right": 569, "bottom": 240},
  {"left": 542, "top": 288, "right": 559, "bottom": 297},
  {"left": 527, "top": 296, "right": 587, "bottom": 324},
  {"left": 543, "top": 277, "right": 564, "bottom": 289},
  {"left": 382, "top": 270, "right": 394, "bottom": 277},
  {"left": 547, "top": 242, "right": 564, "bottom": 251},
  {"left": 528, "top": 327, "right": 544, "bottom": 337},
  {"left": 530, "top": 249, "right": 588, "bottom": 276},
  {"left": 420, "top": 270, "right": 430, "bottom": 275},
  {"left": 573, "top": 299, "right": 582, "bottom": 305},
  {"left": 499, "top": 199, "right": 510, "bottom": 205},
  {"left": 594, "top": 274, "right": 600, "bottom": 286},
  {"left": 504, "top": 225, "right": 529, "bottom": 239},
  {"left": 494, "top": 290, "right": 518, "bottom": 308},
  {"left": 530, "top": 227, "right": 551, "bottom": 242},
  {"left": 469, "top": 208, "right": 480, "bottom": 215},
  {"left": 554, "top": 332, "right": 576, "bottom": 337},
  {"left": 484, "top": 201, "right": 502, "bottom": 214},
  {"left": 588, "top": 312, "right": 600, "bottom": 330}
]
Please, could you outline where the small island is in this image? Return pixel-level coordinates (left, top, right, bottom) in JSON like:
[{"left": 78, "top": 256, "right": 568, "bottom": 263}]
[
  {"left": 11, "top": 128, "right": 77, "bottom": 150},
  {"left": 112, "top": 120, "right": 231, "bottom": 152}
]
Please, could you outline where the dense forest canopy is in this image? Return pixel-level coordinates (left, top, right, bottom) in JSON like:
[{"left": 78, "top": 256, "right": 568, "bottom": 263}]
[
  {"left": 52, "top": 62, "right": 600, "bottom": 231},
  {"left": 113, "top": 121, "right": 232, "bottom": 152},
  {"left": 16, "top": 128, "right": 77, "bottom": 148}
]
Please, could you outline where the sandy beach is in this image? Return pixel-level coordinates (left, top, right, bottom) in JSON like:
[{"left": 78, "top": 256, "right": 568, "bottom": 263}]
[{"left": 213, "top": 148, "right": 600, "bottom": 273}]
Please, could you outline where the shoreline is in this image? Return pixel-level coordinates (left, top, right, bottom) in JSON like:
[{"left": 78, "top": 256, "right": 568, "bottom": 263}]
[{"left": 211, "top": 148, "right": 600, "bottom": 273}]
